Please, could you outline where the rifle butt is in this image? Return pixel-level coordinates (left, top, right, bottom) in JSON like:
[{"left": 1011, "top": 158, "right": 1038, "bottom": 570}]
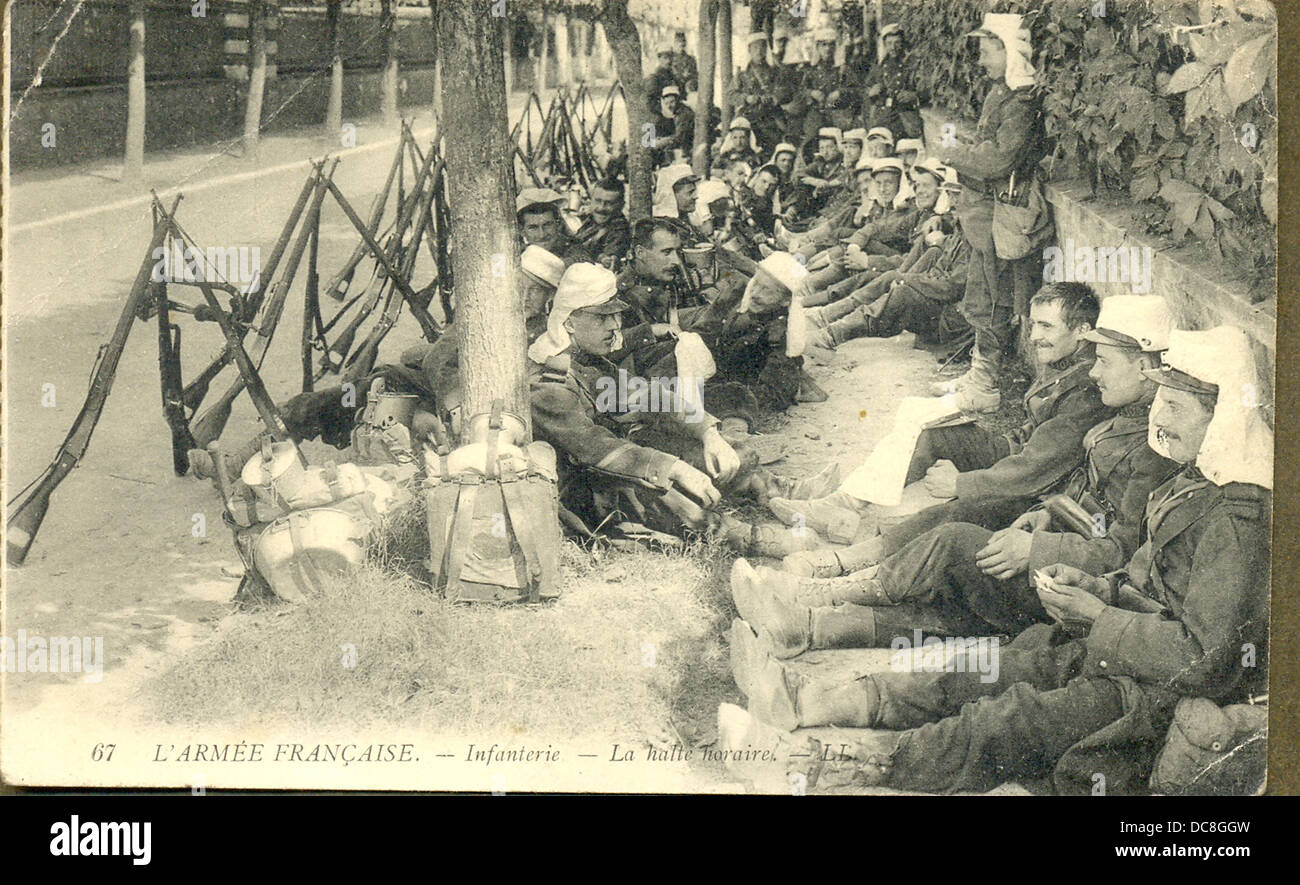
[{"left": 6, "top": 486, "right": 53, "bottom": 566}]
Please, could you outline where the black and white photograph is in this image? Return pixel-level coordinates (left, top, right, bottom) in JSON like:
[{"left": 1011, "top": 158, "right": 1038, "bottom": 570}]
[{"left": 0, "top": 0, "right": 1279, "bottom": 799}]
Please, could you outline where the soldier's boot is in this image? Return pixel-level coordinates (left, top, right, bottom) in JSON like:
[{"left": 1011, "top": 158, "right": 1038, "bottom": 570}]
[
  {"left": 753, "top": 563, "right": 890, "bottom": 609},
  {"left": 718, "top": 516, "right": 823, "bottom": 558},
  {"left": 782, "top": 534, "right": 884, "bottom": 578},
  {"left": 741, "top": 464, "right": 840, "bottom": 505},
  {"left": 738, "top": 627, "right": 886, "bottom": 730},
  {"left": 768, "top": 490, "right": 865, "bottom": 544},
  {"left": 805, "top": 327, "right": 835, "bottom": 350},
  {"left": 823, "top": 309, "right": 877, "bottom": 346},
  {"left": 716, "top": 703, "right": 828, "bottom": 792},
  {"left": 952, "top": 344, "right": 1002, "bottom": 413},
  {"left": 730, "top": 558, "right": 812, "bottom": 659}
]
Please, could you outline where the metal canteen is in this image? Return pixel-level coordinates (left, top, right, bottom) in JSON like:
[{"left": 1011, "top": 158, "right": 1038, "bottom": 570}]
[
  {"left": 681, "top": 243, "right": 716, "bottom": 286},
  {"left": 252, "top": 507, "right": 370, "bottom": 603},
  {"left": 241, "top": 438, "right": 310, "bottom": 510},
  {"left": 370, "top": 392, "right": 421, "bottom": 430}
]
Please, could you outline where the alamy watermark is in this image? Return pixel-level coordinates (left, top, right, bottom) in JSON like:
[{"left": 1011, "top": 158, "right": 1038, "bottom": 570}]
[
  {"left": 889, "top": 630, "right": 1000, "bottom": 684},
  {"left": 151, "top": 242, "right": 261, "bottom": 286},
  {"left": 1042, "top": 240, "right": 1154, "bottom": 294},
  {"left": 1, "top": 630, "right": 104, "bottom": 683}
]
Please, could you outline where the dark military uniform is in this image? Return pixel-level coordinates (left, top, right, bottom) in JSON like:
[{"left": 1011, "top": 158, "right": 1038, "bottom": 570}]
[
  {"left": 792, "top": 60, "right": 843, "bottom": 144},
  {"left": 731, "top": 60, "right": 783, "bottom": 153},
  {"left": 859, "top": 467, "right": 1270, "bottom": 795},
  {"left": 819, "top": 226, "right": 972, "bottom": 344},
  {"left": 788, "top": 153, "right": 845, "bottom": 221},
  {"left": 645, "top": 64, "right": 683, "bottom": 110},
  {"left": 649, "top": 105, "right": 696, "bottom": 167},
  {"left": 862, "top": 54, "right": 923, "bottom": 138},
  {"left": 670, "top": 50, "right": 699, "bottom": 94},
  {"left": 870, "top": 348, "right": 1112, "bottom": 558},
  {"left": 812, "top": 399, "right": 1179, "bottom": 644},
  {"left": 530, "top": 347, "right": 757, "bottom": 536},
  {"left": 572, "top": 213, "right": 632, "bottom": 271},
  {"left": 941, "top": 82, "right": 1047, "bottom": 358}
]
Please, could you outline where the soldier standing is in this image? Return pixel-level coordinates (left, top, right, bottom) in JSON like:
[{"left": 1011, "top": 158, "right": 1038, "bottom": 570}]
[{"left": 936, "top": 13, "right": 1048, "bottom": 413}]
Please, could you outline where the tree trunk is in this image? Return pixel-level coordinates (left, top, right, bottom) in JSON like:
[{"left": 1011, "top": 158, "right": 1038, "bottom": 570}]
[
  {"left": 555, "top": 13, "right": 570, "bottom": 87},
  {"left": 428, "top": 1, "right": 443, "bottom": 119},
  {"left": 124, "top": 0, "right": 145, "bottom": 182},
  {"left": 539, "top": 13, "right": 550, "bottom": 92},
  {"left": 692, "top": 0, "right": 716, "bottom": 176},
  {"left": 504, "top": 14, "right": 515, "bottom": 94},
  {"left": 717, "top": 0, "right": 733, "bottom": 124},
  {"left": 593, "top": 21, "right": 612, "bottom": 79},
  {"left": 435, "top": 0, "right": 530, "bottom": 443},
  {"left": 602, "top": 0, "right": 651, "bottom": 219},
  {"left": 574, "top": 18, "right": 589, "bottom": 83},
  {"left": 243, "top": 0, "right": 268, "bottom": 159},
  {"left": 381, "top": 0, "right": 399, "bottom": 125},
  {"left": 326, "top": 0, "right": 343, "bottom": 135}
]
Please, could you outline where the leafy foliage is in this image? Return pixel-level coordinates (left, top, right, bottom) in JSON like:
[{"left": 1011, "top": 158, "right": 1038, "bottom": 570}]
[{"left": 898, "top": 0, "right": 1276, "bottom": 291}]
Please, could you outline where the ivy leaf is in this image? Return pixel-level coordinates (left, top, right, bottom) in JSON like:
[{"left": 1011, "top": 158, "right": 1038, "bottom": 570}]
[
  {"left": 1223, "top": 33, "right": 1273, "bottom": 112},
  {"left": 1160, "top": 139, "right": 1189, "bottom": 159},
  {"left": 1183, "top": 83, "right": 1210, "bottom": 128},
  {"left": 1165, "top": 60, "right": 1211, "bottom": 93},
  {"left": 1153, "top": 101, "right": 1177, "bottom": 140},
  {"left": 1130, "top": 170, "right": 1160, "bottom": 202},
  {"left": 1190, "top": 203, "right": 1217, "bottom": 244},
  {"left": 1203, "top": 71, "right": 1236, "bottom": 118},
  {"left": 1204, "top": 194, "right": 1236, "bottom": 223},
  {"left": 1260, "top": 176, "right": 1277, "bottom": 225}
]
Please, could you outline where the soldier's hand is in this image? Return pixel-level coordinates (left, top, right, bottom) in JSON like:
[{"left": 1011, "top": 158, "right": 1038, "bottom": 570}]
[
  {"left": 922, "top": 460, "right": 959, "bottom": 499},
  {"left": 701, "top": 426, "right": 741, "bottom": 484},
  {"left": 1034, "top": 567, "right": 1107, "bottom": 625},
  {"left": 1039, "top": 563, "right": 1109, "bottom": 599},
  {"left": 651, "top": 322, "right": 679, "bottom": 339},
  {"left": 975, "top": 528, "right": 1033, "bottom": 579},
  {"left": 867, "top": 83, "right": 883, "bottom": 98},
  {"left": 1009, "top": 509, "right": 1052, "bottom": 534},
  {"left": 669, "top": 459, "right": 722, "bottom": 509},
  {"left": 845, "top": 249, "right": 875, "bottom": 271}
]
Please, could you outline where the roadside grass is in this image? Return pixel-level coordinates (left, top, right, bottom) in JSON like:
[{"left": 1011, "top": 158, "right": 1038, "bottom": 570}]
[{"left": 145, "top": 534, "right": 740, "bottom": 744}]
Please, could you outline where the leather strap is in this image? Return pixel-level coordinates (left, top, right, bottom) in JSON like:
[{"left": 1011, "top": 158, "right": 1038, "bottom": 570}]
[
  {"left": 440, "top": 478, "right": 481, "bottom": 596},
  {"left": 499, "top": 472, "right": 545, "bottom": 603}
]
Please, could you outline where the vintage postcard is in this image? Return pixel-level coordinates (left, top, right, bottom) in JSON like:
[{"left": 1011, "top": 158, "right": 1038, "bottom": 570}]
[{"left": 2, "top": 0, "right": 1277, "bottom": 796}]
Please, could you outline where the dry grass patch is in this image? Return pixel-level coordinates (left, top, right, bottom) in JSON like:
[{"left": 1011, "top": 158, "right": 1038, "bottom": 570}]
[{"left": 146, "top": 538, "right": 739, "bottom": 743}]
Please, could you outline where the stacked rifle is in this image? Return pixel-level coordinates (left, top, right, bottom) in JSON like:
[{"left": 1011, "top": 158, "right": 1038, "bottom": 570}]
[
  {"left": 512, "top": 82, "right": 624, "bottom": 192},
  {"left": 6, "top": 122, "right": 451, "bottom": 566}
]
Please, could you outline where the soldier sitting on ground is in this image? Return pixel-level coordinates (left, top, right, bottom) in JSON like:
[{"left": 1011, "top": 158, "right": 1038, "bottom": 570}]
[
  {"left": 730, "top": 296, "right": 1181, "bottom": 668},
  {"left": 768, "top": 283, "right": 1111, "bottom": 544},
  {"left": 571, "top": 177, "right": 632, "bottom": 272},
  {"left": 517, "top": 187, "right": 593, "bottom": 266},
  {"left": 719, "top": 325, "right": 1271, "bottom": 796},
  {"left": 528, "top": 263, "right": 838, "bottom": 555},
  {"left": 804, "top": 168, "right": 968, "bottom": 346}
]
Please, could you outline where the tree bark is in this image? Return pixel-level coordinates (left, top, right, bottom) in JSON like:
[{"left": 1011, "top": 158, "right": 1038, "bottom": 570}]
[
  {"left": 555, "top": 12, "right": 570, "bottom": 87},
  {"left": 428, "top": 1, "right": 443, "bottom": 119},
  {"left": 435, "top": 0, "right": 529, "bottom": 443},
  {"left": 243, "top": 0, "right": 268, "bottom": 159},
  {"left": 692, "top": 0, "right": 716, "bottom": 176},
  {"left": 326, "top": 0, "right": 343, "bottom": 135},
  {"left": 602, "top": 0, "right": 651, "bottom": 220},
  {"left": 539, "top": 13, "right": 550, "bottom": 92},
  {"left": 717, "top": 0, "right": 733, "bottom": 124},
  {"left": 124, "top": 0, "right": 145, "bottom": 182},
  {"left": 504, "top": 13, "right": 515, "bottom": 94},
  {"left": 381, "top": 0, "right": 399, "bottom": 125}
]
